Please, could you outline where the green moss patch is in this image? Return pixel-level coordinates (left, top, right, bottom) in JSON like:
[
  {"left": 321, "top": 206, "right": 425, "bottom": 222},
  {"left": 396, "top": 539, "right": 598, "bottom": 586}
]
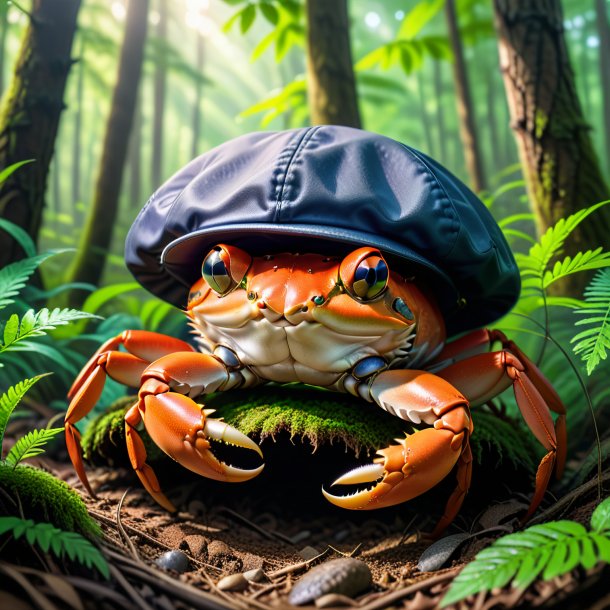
[
  {"left": 81, "top": 387, "right": 538, "bottom": 473},
  {"left": 0, "top": 464, "right": 101, "bottom": 539}
]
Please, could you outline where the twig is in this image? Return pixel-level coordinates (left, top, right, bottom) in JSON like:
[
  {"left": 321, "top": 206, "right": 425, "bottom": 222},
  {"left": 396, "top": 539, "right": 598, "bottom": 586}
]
[
  {"left": 0, "top": 562, "right": 60, "bottom": 610},
  {"left": 219, "top": 507, "right": 294, "bottom": 544},
  {"left": 249, "top": 581, "right": 282, "bottom": 600},
  {"left": 267, "top": 547, "right": 329, "bottom": 579},
  {"left": 108, "top": 563, "right": 155, "bottom": 610},
  {"left": 357, "top": 568, "right": 461, "bottom": 610},
  {"left": 115, "top": 489, "right": 142, "bottom": 564}
]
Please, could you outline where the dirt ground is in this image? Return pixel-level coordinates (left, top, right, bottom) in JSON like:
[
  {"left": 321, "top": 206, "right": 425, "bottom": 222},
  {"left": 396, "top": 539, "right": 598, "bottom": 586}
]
[{"left": 2, "top": 408, "right": 610, "bottom": 610}]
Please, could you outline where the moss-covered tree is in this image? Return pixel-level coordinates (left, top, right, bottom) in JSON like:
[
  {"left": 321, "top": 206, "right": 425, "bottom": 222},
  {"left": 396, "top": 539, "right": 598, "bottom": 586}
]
[
  {"left": 66, "top": 0, "right": 149, "bottom": 301},
  {"left": 305, "top": 0, "right": 360, "bottom": 127},
  {"left": 493, "top": 0, "right": 610, "bottom": 293},
  {"left": 0, "top": 0, "right": 80, "bottom": 268}
]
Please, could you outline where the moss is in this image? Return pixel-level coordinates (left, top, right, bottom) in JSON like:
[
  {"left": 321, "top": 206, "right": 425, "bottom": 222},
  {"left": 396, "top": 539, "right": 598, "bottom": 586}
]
[
  {"left": 81, "top": 387, "right": 538, "bottom": 472},
  {"left": 0, "top": 463, "right": 101, "bottom": 539}
]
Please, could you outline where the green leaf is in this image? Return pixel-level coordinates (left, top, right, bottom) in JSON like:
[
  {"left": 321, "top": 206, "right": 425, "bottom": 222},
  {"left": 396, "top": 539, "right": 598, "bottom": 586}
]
[
  {"left": 4, "top": 427, "right": 64, "bottom": 467},
  {"left": 240, "top": 3, "right": 256, "bottom": 33},
  {"left": 571, "top": 269, "right": 610, "bottom": 375},
  {"left": 0, "top": 218, "right": 36, "bottom": 258},
  {"left": 591, "top": 497, "right": 610, "bottom": 533},
  {"left": 397, "top": 0, "right": 444, "bottom": 40},
  {"left": 259, "top": 1, "right": 278, "bottom": 25},
  {"left": 0, "top": 517, "right": 109, "bottom": 578},
  {"left": 82, "top": 282, "right": 142, "bottom": 315},
  {"left": 0, "top": 159, "right": 35, "bottom": 185},
  {"left": 0, "top": 308, "right": 101, "bottom": 355},
  {"left": 222, "top": 7, "right": 245, "bottom": 33},
  {"left": 0, "top": 375, "right": 48, "bottom": 453},
  {"left": 543, "top": 248, "right": 610, "bottom": 289},
  {"left": 440, "top": 510, "right": 610, "bottom": 607}
]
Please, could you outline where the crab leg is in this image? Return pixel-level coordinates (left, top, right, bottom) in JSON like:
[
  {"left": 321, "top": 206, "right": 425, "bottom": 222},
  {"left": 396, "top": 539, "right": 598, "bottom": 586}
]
[
  {"left": 323, "top": 369, "right": 473, "bottom": 536},
  {"left": 436, "top": 345, "right": 566, "bottom": 522},
  {"left": 65, "top": 331, "right": 195, "bottom": 495}
]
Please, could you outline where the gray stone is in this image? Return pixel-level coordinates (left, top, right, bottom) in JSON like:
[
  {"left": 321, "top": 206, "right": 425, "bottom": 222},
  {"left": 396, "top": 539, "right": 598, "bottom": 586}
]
[{"left": 155, "top": 550, "right": 190, "bottom": 574}]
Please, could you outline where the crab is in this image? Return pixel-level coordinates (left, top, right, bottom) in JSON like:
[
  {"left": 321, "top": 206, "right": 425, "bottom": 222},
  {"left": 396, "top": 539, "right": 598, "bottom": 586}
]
[{"left": 65, "top": 244, "right": 566, "bottom": 535}]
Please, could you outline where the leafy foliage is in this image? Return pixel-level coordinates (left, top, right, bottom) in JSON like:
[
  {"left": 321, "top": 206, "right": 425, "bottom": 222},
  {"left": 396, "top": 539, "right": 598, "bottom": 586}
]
[
  {"left": 572, "top": 269, "right": 610, "bottom": 375},
  {"left": 0, "top": 307, "right": 99, "bottom": 357},
  {"left": 0, "top": 375, "right": 48, "bottom": 450},
  {"left": 441, "top": 497, "right": 610, "bottom": 606},
  {"left": 0, "top": 516, "right": 109, "bottom": 578},
  {"left": 4, "top": 427, "right": 64, "bottom": 468}
]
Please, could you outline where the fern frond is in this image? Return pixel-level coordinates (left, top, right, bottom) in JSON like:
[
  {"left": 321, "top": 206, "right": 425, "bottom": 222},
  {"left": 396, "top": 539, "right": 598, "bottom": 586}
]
[
  {"left": 0, "top": 516, "right": 109, "bottom": 578},
  {"left": 4, "top": 427, "right": 64, "bottom": 467},
  {"left": 0, "top": 250, "right": 71, "bottom": 311},
  {"left": 542, "top": 248, "right": 610, "bottom": 290},
  {"left": 517, "top": 200, "right": 610, "bottom": 288},
  {"left": 0, "top": 308, "right": 100, "bottom": 355},
  {"left": 0, "top": 375, "right": 48, "bottom": 452},
  {"left": 441, "top": 497, "right": 610, "bottom": 607},
  {"left": 571, "top": 269, "right": 610, "bottom": 375}
]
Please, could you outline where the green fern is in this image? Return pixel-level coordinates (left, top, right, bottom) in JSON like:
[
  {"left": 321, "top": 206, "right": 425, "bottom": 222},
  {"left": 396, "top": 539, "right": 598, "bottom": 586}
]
[
  {"left": 4, "top": 427, "right": 64, "bottom": 468},
  {"left": 571, "top": 269, "right": 610, "bottom": 375},
  {"left": 0, "top": 516, "right": 109, "bottom": 578},
  {"left": 0, "top": 375, "right": 48, "bottom": 450},
  {"left": 0, "top": 251, "right": 71, "bottom": 312},
  {"left": 441, "top": 497, "right": 610, "bottom": 607},
  {"left": 0, "top": 307, "right": 99, "bottom": 356}
]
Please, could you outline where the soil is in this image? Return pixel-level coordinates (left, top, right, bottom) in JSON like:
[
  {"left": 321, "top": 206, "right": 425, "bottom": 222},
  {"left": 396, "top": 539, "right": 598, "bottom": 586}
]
[{"left": 2, "top": 407, "right": 610, "bottom": 610}]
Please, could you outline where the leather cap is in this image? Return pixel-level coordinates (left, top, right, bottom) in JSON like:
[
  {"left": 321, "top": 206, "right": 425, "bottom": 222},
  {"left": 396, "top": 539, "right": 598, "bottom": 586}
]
[{"left": 125, "top": 126, "right": 519, "bottom": 336}]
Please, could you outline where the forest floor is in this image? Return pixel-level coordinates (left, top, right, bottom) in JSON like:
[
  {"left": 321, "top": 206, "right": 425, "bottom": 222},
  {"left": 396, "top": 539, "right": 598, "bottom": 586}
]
[{"left": 2, "top": 403, "right": 610, "bottom": 610}]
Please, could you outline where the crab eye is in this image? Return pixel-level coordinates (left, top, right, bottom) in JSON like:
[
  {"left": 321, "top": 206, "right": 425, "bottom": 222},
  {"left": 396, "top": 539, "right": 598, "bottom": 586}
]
[
  {"left": 340, "top": 248, "right": 389, "bottom": 301},
  {"left": 202, "top": 244, "right": 251, "bottom": 296}
]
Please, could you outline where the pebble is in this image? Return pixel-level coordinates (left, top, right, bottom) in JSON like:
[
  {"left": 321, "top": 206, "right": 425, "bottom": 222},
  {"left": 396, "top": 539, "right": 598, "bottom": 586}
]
[
  {"left": 243, "top": 568, "right": 267, "bottom": 583},
  {"left": 417, "top": 533, "right": 472, "bottom": 572},
  {"left": 217, "top": 573, "right": 249, "bottom": 592},
  {"left": 315, "top": 593, "right": 356, "bottom": 608},
  {"left": 183, "top": 534, "right": 207, "bottom": 558},
  {"left": 298, "top": 545, "right": 320, "bottom": 561},
  {"left": 288, "top": 558, "right": 372, "bottom": 606},
  {"left": 155, "top": 550, "right": 190, "bottom": 573}
]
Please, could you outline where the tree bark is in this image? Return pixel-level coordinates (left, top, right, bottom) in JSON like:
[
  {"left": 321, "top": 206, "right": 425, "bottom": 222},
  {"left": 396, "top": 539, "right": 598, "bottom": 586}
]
[
  {"left": 493, "top": 0, "right": 610, "bottom": 294},
  {"left": 0, "top": 1, "right": 8, "bottom": 97},
  {"left": 72, "top": 36, "right": 84, "bottom": 206},
  {"left": 445, "top": 0, "right": 486, "bottom": 192},
  {"left": 66, "top": 0, "right": 149, "bottom": 299},
  {"left": 596, "top": 0, "right": 610, "bottom": 173},
  {"left": 151, "top": 0, "right": 167, "bottom": 188},
  {"left": 305, "top": 0, "right": 360, "bottom": 127},
  {"left": 0, "top": 0, "right": 80, "bottom": 266},
  {"left": 191, "top": 30, "right": 204, "bottom": 159}
]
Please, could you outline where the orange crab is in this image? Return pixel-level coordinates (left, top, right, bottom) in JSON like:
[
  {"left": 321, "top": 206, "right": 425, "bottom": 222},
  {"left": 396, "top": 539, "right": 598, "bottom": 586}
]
[{"left": 65, "top": 244, "right": 566, "bottom": 536}]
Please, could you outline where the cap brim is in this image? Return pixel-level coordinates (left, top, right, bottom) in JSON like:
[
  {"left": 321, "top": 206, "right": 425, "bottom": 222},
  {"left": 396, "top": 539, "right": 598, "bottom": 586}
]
[{"left": 161, "top": 222, "right": 460, "bottom": 311}]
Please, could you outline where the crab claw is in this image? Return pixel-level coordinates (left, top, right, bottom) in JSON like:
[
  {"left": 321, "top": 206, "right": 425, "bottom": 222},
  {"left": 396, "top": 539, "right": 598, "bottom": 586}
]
[
  {"left": 139, "top": 392, "right": 264, "bottom": 484},
  {"left": 322, "top": 426, "right": 461, "bottom": 510}
]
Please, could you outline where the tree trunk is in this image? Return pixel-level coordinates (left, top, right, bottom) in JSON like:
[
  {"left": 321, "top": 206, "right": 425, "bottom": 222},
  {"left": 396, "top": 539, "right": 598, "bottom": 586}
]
[
  {"left": 433, "top": 60, "right": 448, "bottom": 166},
  {"left": 72, "top": 36, "right": 84, "bottom": 206},
  {"left": 445, "top": 0, "right": 486, "bottom": 192},
  {"left": 191, "top": 30, "right": 204, "bottom": 159},
  {"left": 305, "top": 0, "right": 360, "bottom": 127},
  {"left": 493, "top": 0, "right": 610, "bottom": 294},
  {"left": 66, "top": 0, "right": 149, "bottom": 299},
  {"left": 0, "top": 0, "right": 80, "bottom": 266},
  {"left": 129, "top": 90, "right": 142, "bottom": 208},
  {"left": 417, "top": 71, "right": 435, "bottom": 156},
  {"left": 0, "top": 1, "right": 8, "bottom": 97},
  {"left": 486, "top": 68, "right": 500, "bottom": 174},
  {"left": 151, "top": 0, "right": 167, "bottom": 188},
  {"left": 596, "top": 0, "right": 610, "bottom": 173}
]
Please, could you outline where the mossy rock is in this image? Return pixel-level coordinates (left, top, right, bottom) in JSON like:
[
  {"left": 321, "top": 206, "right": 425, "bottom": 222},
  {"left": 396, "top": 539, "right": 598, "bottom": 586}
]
[
  {"left": 0, "top": 463, "right": 101, "bottom": 539},
  {"left": 81, "top": 386, "right": 538, "bottom": 473}
]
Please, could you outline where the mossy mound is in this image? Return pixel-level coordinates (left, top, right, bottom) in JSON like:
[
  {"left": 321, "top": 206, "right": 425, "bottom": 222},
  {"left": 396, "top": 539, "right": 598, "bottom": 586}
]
[
  {"left": 81, "top": 386, "right": 538, "bottom": 474},
  {"left": 0, "top": 464, "right": 101, "bottom": 539}
]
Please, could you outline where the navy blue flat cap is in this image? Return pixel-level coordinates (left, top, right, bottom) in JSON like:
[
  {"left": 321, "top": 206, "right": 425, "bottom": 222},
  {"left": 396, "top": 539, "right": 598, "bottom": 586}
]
[{"left": 125, "top": 126, "right": 519, "bottom": 336}]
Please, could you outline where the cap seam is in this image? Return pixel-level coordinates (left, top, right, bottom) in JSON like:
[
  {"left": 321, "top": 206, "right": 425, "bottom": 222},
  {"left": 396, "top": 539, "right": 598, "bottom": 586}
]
[{"left": 273, "top": 126, "right": 321, "bottom": 223}]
